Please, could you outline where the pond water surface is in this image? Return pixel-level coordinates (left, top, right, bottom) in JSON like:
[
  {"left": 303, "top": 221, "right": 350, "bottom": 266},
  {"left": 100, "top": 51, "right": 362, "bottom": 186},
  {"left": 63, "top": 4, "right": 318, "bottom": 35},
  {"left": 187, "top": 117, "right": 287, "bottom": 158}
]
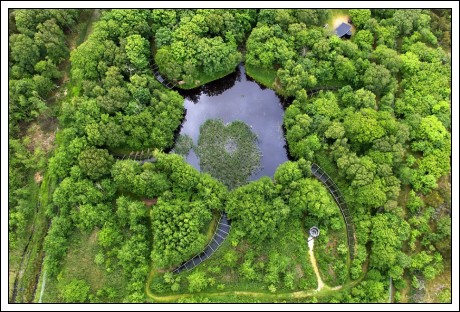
[{"left": 175, "top": 65, "right": 289, "bottom": 181}]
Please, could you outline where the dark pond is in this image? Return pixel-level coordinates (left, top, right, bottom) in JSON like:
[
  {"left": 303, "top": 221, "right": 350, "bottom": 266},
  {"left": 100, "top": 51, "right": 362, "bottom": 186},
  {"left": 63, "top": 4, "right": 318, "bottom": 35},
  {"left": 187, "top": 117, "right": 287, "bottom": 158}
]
[{"left": 175, "top": 65, "right": 289, "bottom": 181}]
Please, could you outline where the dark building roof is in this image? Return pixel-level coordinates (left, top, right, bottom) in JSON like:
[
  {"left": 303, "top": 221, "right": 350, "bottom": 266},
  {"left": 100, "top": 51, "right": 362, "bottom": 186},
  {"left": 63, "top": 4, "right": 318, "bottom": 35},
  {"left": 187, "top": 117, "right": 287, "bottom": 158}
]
[{"left": 335, "top": 22, "right": 352, "bottom": 38}]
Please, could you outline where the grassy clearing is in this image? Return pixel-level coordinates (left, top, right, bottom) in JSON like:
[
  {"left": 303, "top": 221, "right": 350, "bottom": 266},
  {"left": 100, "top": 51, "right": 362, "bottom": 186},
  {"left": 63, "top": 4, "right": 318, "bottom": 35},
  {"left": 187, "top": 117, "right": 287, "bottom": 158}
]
[
  {"left": 326, "top": 9, "right": 351, "bottom": 33},
  {"left": 195, "top": 119, "right": 261, "bottom": 190},
  {"left": 178, "top": 67, "right": 239, "bottom": 90},
  {"left": 40, "top": 228, "right": 129, "bottom": 303},
  {"left": 423, "top": 263, "right": 452, "bottom": 303},
  {"left": 245, "top": 64, "right": 278, "bottom": 89}
]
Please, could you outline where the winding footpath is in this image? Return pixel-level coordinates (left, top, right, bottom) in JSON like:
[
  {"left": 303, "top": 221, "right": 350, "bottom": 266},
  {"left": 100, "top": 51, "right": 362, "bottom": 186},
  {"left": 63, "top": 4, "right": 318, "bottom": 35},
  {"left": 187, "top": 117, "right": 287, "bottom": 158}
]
[
  {"left": 311, "top": 163, "right": 356, "bottom": 260},
  {"left": 173, "top": 212, "right": 231, "bottom": 274},
  {"left": 308, "top": 237, "right": 325, "bottom": 291}
]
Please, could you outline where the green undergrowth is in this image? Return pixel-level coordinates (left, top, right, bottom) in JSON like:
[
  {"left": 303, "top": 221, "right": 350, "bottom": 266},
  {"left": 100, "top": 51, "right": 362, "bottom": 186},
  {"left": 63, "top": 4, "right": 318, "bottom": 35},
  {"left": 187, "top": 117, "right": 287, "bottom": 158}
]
[
  {"left": 313, "top": 228, "right": 349, "bottom": 287},
  {"left": 9, "top": 177, "right": 41, "bottom": 302},
  {"left": 14, "top": 173, "right": 56, "bottom": 303},
  {"left": 40, "top": 228, "right": 129, "bottom": 303},
  {"left": 178, "top": 67, "right": 239, "bottom": 90},
  {"left": 149, "top": 219, "right": 317, "bottom": 298},
  {"left": 245, "top": 64, "right": 278, "bottom": 90}
]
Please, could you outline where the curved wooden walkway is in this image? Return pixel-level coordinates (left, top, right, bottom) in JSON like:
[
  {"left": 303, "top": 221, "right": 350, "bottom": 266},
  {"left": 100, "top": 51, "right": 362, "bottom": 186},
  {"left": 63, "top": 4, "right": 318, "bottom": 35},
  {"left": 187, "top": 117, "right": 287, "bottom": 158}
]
[
  {"left": 310, "top": 163, "right": 356, "bottom": 260},
  {"left": 173, "top": 212, "right": 231, "bottom": 274}
]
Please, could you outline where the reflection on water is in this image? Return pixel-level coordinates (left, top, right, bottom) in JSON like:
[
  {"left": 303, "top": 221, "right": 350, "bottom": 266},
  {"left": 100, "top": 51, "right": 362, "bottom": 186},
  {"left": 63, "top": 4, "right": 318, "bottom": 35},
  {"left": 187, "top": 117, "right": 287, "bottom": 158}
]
[
  {"left": 179, "top": 67, "right": 242, "bottom": 103},
  {"left": 175, "top": 64, "right": 289, "bottom": 181}
]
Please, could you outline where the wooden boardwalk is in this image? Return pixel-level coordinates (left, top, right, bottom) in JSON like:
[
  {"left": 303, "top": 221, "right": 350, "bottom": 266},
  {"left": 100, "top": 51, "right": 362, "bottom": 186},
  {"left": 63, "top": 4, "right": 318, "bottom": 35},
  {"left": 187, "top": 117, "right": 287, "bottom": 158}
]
[
  {"left": 173, "top": 212, "right": 231, "bottom": 274},
  {"left": 311, "top": 163, "right": 356, "bottom": 260},
  {"left": 152, "top": 64, "right": 177, "bottom": 89}
]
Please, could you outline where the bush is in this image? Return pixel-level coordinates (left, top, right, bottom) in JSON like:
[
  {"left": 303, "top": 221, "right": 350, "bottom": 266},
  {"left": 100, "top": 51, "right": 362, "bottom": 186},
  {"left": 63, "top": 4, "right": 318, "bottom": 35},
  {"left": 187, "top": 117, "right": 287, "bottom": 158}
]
[
  {"left": 60, "top": 279, "right": 91, "bottom": 303},
  {"left": 187, "top": 271, "right": 208, "bottom": 293}
]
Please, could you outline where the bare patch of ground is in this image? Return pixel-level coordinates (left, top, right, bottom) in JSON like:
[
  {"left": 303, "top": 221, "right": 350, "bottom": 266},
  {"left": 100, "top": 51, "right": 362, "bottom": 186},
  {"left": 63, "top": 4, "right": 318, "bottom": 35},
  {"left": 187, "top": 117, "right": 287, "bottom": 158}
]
[
  {"left": 143, "top": 198, "right": 158, "bottom": 207},
  {"left": 222, "top": 271, "right": 237, "bottom": 283},
  {"left": 327, "top": 265, "right": 337, "bottom": 281},
  {"left": 256, "top": 254, "right": 267, "bottom": 263},
  {"left": 26, "top": 123, "right": 55, "bottom": 154},
  {"left": 333, "top": 15, "right": 350, "bottom": 29},
  {"left": 331, "top": 285, "right": 342, "bottom": 290},
  {"left": 424, "top": 265, "right": 451, "bottom": 303},
  {"left": 89, "top": 229, "right": 99, "bottom": 244},
  {"left": 34, "top": 172, "right": 43, "bottom": 184},
  {"left": 295, "top": 263, "right": 304, "bottom": 279},
  {"left": 235, "top": 240, "right": 250, "bottom": 254},
  {"left": 326, "top": 237, "right": 338, "bottom": 252}
]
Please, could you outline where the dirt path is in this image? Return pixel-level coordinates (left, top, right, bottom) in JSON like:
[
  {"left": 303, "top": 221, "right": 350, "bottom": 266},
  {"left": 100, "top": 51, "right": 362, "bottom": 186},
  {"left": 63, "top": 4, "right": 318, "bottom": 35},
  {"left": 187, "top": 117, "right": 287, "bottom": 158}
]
[
  {"left": 146, "top": 266, "right": 317, "bottom": 302},
  {"left": 308, "top": 237, "right": 325, "bottom": 291}
]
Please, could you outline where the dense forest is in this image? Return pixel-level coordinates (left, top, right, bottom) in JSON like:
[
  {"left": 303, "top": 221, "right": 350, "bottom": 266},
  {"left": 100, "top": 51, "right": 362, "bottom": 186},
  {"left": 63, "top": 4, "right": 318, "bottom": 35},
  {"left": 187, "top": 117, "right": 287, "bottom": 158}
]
[{"left": 7, "top": 8, "right": 452, "bottom": 304}]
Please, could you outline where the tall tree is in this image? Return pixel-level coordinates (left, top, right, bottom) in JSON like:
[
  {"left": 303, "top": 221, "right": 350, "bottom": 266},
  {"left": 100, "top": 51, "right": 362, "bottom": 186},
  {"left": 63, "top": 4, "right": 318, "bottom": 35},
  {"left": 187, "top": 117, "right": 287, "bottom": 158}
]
[
  {"left": 78, "top": 147, "right": 114, "bottom": 180},
  {"left": 9, "top": 34, "right": 40, "bottom": 75},
  {"left": 125, "top": 34, "right": 150, "bottom": 71},
  {"left": 349, "top": 9, "right": 371, "bottom": 29},
  {"left": 34, "top": 18, "right": 69, "bottom": 63}
]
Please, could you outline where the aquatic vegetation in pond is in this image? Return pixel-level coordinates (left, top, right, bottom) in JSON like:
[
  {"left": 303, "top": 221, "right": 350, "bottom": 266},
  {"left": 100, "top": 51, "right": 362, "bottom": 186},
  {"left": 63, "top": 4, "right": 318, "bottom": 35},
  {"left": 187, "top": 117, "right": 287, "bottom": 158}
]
[{"left": 195, "top": 119, "right": 262, "bottom": 189}]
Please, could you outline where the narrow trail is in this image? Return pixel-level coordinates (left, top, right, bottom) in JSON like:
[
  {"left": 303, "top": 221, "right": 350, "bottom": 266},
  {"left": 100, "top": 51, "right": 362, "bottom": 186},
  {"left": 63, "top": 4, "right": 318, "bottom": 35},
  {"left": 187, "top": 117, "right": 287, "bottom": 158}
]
[
  {"left": 308, "top": 237, "right": 325, "bottom": 291},
  {"left": 38, "top": 271, "right": 46, "bottom": 303},
  {"left": 173, "top": 212, "right": 231, "bottom": 274},
  {"left": 19, "top": 9, "right": 101, "bottom": 303},
  {"left": 146, "top": 266, "right": 317, "bottom": 302},
  {"left": 11, "top": 231, "right": 33, "bottom": 302}
]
